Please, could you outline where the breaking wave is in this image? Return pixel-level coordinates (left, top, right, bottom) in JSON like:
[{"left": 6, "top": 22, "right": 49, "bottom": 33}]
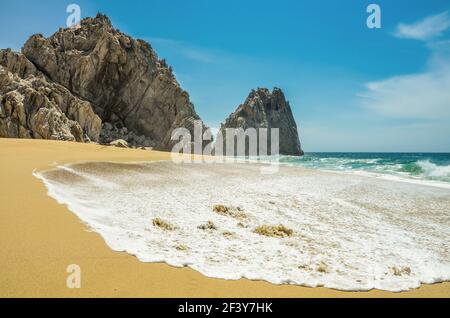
[{"left": 264, "top": 153, "right": 450, "bottom": 185}]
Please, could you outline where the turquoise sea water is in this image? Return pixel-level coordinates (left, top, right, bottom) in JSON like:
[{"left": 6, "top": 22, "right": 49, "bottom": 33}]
[{"left": 275, "top": 153, "right": 450, "bottom": 183}]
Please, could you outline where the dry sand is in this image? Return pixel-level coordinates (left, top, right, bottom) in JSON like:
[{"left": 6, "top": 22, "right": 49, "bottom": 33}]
[{"left": 0, "top": 138, "right": 449, "bottom": 297}]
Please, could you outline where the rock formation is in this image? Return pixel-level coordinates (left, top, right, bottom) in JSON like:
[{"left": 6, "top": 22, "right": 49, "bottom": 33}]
[
  {"left": 0, "top": 13, "right": 206, "bottom": 150},
  {"left": 0, "top": 49, "right": 101, "bottom": 142},
  {"left": 21, "top": 13, "right": 205, "bottom": 150},
  {"left": 218, "top": 87, "right": 303, "bottom": 156}
]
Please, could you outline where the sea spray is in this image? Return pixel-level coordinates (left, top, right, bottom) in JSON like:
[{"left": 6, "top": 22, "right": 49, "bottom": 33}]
[{"left": 417, "top": 160, "right": 450, "bottom": 179}]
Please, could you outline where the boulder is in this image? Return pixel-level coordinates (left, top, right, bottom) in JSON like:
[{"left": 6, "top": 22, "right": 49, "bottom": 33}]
[{"left": 109, "top": 139, "right": 129, "bottom": 148}]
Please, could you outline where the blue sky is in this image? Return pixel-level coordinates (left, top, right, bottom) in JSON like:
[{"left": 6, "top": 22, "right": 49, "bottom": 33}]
[{"left": 1, "top": 0, "right": 450, "bottom": 152}]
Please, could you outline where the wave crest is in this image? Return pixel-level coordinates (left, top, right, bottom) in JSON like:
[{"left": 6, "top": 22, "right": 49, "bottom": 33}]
[{"left": 417, "top": 160, "right": 450, "bottom": 178}]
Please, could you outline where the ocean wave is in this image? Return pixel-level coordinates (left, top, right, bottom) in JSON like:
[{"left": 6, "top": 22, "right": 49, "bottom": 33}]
[
  {"left": 417, "top": 160, "right": 450, "bottom": 178},
  {"left": 397, "top": 160, "right": 450, "bottom": 183},
  {"left": 264, "top": 154, "right": 450, "bottom": 184}
]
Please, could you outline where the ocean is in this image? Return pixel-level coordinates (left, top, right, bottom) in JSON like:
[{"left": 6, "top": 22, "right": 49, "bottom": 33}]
[{"left": 271, "top": 153, "right": 450, "bottom": 184}]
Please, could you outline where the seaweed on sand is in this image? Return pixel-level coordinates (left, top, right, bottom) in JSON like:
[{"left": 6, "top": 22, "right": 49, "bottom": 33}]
[
  {"left": 253, "top": 225, "right": 294, "bottom": 238},
  {"left": 213, "top": 204, "right": 247, "bottom": 218},
  {"left": 152, "top": 217, "right": 175, "bottom": 231}
]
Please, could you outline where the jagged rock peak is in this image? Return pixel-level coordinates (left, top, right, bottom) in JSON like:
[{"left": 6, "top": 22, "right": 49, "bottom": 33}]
[
  {"left": 245, "top": 87, "right": 291, "bottom": 112},
  {"left": 219, "top": 87, "right": 304, "bottom": 156},
  {"left": 84, "top": 12, "right": 113, "bottom": 28}
]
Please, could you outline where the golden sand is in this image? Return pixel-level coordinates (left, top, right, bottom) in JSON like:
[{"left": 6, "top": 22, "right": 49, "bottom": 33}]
[{"left": 0, "top": 138, "right": 449, "bottom": 297}]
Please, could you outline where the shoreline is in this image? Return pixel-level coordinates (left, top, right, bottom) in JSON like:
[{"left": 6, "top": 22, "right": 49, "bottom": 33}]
[
  {"left": 248, "top": 157, "right": 450, "bottom": 190},
  {"left": 1, "top": 138, "right": 449, "bottom": 297}
]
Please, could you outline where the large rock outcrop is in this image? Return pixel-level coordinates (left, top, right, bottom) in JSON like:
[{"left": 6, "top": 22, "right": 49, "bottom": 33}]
[
  {"left": 1, "top": 14, "right": 304, "bottom": 154},
  {"left": 21, "top": 13, "right": 205, "bottom": 150},
  {"left": 218, "top": 87, "right": 303, "bottom": 156},
  {"left": 0, "top": 49, "right": 101, "bottom": 142}
]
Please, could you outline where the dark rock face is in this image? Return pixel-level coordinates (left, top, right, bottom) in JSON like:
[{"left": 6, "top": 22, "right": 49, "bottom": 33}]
[
  {"left": 21, "top": 13, "right": 204, "bottom": 150},
  {"left": 218, "top": 87, "right": 303, "bottom": 156},
  {"left": 99, "top": 122, "right": 156, "bottom": 148}
]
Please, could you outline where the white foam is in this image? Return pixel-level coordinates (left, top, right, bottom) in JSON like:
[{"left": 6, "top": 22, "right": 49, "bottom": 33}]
[
  {"left": 340, "top": 169, "right": 450, "bottom": 189},
  {"left": 34, "top": 161, "right": 450, "bottom": 292},
  {"left": 260, "top": 157, "right": 450, "bottom": 189},
  {"left": 418, "top": 160, "right": 450, "bottom": 178}
]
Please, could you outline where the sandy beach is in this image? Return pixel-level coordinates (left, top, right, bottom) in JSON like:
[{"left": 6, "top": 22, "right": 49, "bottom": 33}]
[{"left": 1, "top": 138, "right": 449, "bottom": 298}]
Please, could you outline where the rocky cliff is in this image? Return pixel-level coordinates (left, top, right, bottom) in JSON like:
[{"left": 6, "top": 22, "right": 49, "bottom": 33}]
[
  {"left": 218, "top": 87, "right": 303, "bottom": 156},
  {"left": 1, "top": 13, "right": 206, "bottom": 150},
  {"left": 0, "top": 49, "right": 101, "bottom": 142}
]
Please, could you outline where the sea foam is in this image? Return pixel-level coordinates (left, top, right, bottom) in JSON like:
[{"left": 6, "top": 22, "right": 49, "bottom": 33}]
[
  {"left": 34, "top": 161, "right": 450, "bottom": 292},
  {"left": 418, "top": 160, "right": 450, "bottom": 178},
  {"left": 269, "top": 153, "right": 450, "bottom": 185}
]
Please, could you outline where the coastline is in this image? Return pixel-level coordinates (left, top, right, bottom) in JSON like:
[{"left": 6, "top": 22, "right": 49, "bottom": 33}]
[{"left": 1, "top": 138, "right": 449, "bottom": 298}]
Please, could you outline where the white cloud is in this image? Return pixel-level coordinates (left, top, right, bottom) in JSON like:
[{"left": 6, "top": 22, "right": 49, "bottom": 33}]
[
  {"left": 359, "top": 59, "right": 450, "bottom": 119},
  {"left": 394, "top": 11, "right": 450, "bottom": 41},
  {"left": 147, "top": 37, "right": 216, "bottom": 63},
  {"left": 359, "top": 14, "right": 450, "bottom": 120},
  {"left": 182, "top": 48, "right": 214, "bottom": 63}
]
